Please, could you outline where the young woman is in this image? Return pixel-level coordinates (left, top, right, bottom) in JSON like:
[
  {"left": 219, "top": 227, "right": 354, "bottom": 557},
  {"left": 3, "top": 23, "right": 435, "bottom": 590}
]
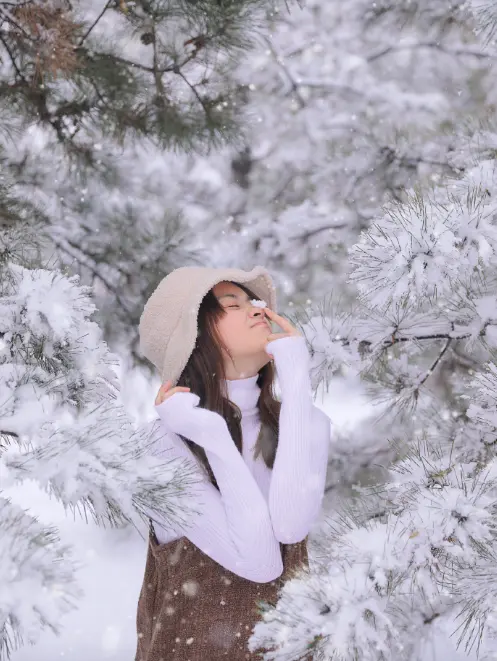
[{"left": 136, "top": 265, "right": 331, "bottom": 661}]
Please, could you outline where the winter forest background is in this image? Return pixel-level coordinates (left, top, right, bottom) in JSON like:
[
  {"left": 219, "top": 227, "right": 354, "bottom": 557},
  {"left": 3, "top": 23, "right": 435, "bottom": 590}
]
[{"left": 2, "top": 0, "right": 497, "bottom": 659}]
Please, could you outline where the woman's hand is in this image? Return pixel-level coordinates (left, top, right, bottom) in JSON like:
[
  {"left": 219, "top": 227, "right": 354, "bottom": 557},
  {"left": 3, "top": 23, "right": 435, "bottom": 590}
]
[
  {"left": 154, "top": 381, "right": 230, "bottom": 452},
  {"left": 263, "top": 307, "right": 302, "bottom": 358},
  {"left": 155, "top": 379, "right": 190, "bottom": 406}
]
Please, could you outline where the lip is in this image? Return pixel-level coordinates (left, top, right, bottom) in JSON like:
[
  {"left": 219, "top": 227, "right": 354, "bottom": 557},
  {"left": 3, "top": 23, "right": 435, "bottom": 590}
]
[{"left": 252, "top": 321, "right": 269, "bottom": 328}]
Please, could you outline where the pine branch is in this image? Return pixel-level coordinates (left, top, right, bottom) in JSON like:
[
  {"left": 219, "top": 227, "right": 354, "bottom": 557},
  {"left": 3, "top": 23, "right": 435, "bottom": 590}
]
[
  {"left": 50, "top": 236, "right": 137, "bottom": 326},
  {"left": 0, "top": 0, "right": 272, "bottom": 151},
  {"left": 313, "top": 321, "right": 496, "bottom": 356},
  {"left": 0, "top": 430, "right": 19, "bottom": 441},
  {"left": 465, "top": 0, "right": 497, "bottom": 46}
]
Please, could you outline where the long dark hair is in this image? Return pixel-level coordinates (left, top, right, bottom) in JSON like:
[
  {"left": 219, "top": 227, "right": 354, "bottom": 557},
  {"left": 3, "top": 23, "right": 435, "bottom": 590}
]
[{"left": 175, "top": 281, "right": 281, "bottom": 490}]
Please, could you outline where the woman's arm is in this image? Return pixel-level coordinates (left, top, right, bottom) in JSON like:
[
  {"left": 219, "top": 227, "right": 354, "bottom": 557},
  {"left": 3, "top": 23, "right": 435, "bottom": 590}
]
[
  {"left": 266, "top": 335, "right": 331, "bottom": 544},
  {"left": 149, "top": 392, "right": 283, "bottom": 583}
]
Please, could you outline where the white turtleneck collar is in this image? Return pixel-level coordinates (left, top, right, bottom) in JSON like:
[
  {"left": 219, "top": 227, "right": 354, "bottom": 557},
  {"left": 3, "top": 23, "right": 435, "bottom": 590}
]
[{"left": 225, "top": 374, "right": 261, "bottom": 416}]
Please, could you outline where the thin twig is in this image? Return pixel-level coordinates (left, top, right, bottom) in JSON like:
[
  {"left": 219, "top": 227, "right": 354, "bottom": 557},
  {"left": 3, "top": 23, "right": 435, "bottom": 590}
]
[
  {"left": 367, "top": 41, "right": 497, "bottom": 63},
  {"left": 0, "top": 33, "right": 25, "bottom": 81},
  {"left": 269, "top": 172, "right": 296, "bottom": 204},
  {"left": 51, "top": 237, "right": 136, "bottom": 324},
  {"left": 78, "top": 0, "right": 113, "bottom": 46},
  {"left": 77, "top": 46, "right": 199, "bottom": 77},
  {"left": 151, "top": 21, "right": 167, "bottom": 102},
  {"left": 160, "top": 51, "right": 198, "bottom": 73},
  {"left": 286, "top": 77, "right": 364, "bottom": 97},
  {"left": 416, "top": 336, "right": 453, "bottom": 389},
  {"left": 262, "top": 35, "right": 307, "bottom": 108},
  {"left": 76, "top": 47, "right": 155, "bottom": 73},
  {"left": 175, "top": 68, "right": 210, "bottom": 116},
  {"left": 0, "top": 6, "right": 30, "bottom": 38}
]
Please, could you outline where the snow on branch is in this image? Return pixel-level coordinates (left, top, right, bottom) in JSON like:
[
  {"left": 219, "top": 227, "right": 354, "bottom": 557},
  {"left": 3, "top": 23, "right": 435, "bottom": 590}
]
[
  {"left": 0, "top": 259, "right": 201, "bottom": 527},
  {"left": 250, "top": 110, "right": 497, "bottom": 657},
  {"left": 464, "top": 0, "right": 497, "bottom": 43},
  {"left": 0, "top": 257, "right": 202, "bottom": 658},
  {"left": 348, "top": 162, "right": 497, "bottom": 311},
  {"left": 0, "top": 496, "right": 81, "bottom": 660},
  {"left": 250, "top": 416, "right": 497, "bottom": 659}
]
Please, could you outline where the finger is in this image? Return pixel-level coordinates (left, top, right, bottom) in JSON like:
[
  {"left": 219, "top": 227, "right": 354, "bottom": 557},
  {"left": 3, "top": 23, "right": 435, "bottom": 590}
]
[
  {"left": 158, "top": 390, "right": 189, "bottom": 404},
  {"left": 264, "top": 308, "right": 293, "bottom": 331},
  {"left": 156, "top": 386, "right": 189, "bottom": 404},
  {"left": 167, "top": 387, "right": 191, "bottom": 397},
  {"left": 156, "top": 383, "right": 168, "bottom": 402},
  {"left": 266, "top": 332, "right": 290, "bottom": 342}
]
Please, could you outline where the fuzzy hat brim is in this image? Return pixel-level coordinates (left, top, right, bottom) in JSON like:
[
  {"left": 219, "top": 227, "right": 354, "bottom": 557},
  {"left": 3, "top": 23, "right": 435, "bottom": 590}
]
[{"left": 138, "top": 265, "right": 277, "bottom": 385}]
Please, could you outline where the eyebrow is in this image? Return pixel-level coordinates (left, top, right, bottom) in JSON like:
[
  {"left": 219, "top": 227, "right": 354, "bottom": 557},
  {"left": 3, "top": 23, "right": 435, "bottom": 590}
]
[{"left": 217, "top": 293, "right": 250, "bottom": 302}]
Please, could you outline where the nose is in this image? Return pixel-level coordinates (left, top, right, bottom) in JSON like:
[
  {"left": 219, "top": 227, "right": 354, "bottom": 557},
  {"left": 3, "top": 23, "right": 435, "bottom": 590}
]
[
  {"left": 249, "top": 306, "right": 267, "bottom": 329},
  {"left": 250, "top": 305, "right": 265, "bottom": 319}
]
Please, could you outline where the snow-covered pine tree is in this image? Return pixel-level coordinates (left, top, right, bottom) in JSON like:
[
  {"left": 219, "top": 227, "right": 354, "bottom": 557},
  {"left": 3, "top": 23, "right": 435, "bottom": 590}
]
[
  {"left": 0, "top": 0, "right": 286, "bottom": 361},
  {"left": 248, "top": 2, "right": 497, "bottom": 660},
  {"left": 0, "top": 172, "right": 204, "bottom": 660}
]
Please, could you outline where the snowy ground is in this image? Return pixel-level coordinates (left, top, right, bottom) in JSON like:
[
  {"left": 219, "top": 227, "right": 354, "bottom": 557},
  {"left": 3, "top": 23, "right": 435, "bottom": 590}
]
[{"left": 7, "top": 370, "right": 475, "bottom": 661}]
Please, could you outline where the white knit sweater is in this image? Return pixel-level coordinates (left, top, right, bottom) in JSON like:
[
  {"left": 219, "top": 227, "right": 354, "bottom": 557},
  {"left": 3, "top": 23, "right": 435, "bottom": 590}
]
[{"left": 149, "top": 335, "right": 331, "bottom": 583}]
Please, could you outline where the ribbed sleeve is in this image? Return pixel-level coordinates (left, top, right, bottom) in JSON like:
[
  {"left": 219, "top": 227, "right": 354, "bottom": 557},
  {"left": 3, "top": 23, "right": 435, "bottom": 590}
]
[
  {"left": 266, "top": 336, "right": 331, "bottom": 543},
  {"left": 150, "top": 392, "right": 283, "bottom": 583}
]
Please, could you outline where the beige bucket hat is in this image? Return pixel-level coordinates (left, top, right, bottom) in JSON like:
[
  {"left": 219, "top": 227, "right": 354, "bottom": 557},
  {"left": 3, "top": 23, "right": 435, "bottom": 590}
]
[{"left": 138, "top": 265, "right": 277, "bottom": 385}]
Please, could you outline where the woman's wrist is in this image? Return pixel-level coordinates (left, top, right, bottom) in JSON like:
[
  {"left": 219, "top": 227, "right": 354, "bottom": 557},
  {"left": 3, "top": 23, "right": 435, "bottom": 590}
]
[{"left": 267, "top": 336, "right": 310, "bottom": 386}]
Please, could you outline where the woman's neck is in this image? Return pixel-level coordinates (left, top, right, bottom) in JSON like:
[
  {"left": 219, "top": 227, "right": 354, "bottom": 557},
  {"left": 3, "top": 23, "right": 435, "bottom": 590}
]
[
  {"left": 221, "top": 351, "right": 270, "bottom": 381},
  {"left": 225, "top": 374, "right": 261, "bottom": 414}
]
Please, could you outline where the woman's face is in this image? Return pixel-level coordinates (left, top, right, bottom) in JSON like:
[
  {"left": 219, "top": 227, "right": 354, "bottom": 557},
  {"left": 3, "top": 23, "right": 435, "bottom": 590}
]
[{"left": 212, "top": 281, "right": 273, "bottom": 376}]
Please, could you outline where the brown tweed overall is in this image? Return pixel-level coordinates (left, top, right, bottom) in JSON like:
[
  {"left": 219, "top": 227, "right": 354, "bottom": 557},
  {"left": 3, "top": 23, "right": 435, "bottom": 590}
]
[{"left": 135, "top": 521, "right": 312, "bottom": 661}]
